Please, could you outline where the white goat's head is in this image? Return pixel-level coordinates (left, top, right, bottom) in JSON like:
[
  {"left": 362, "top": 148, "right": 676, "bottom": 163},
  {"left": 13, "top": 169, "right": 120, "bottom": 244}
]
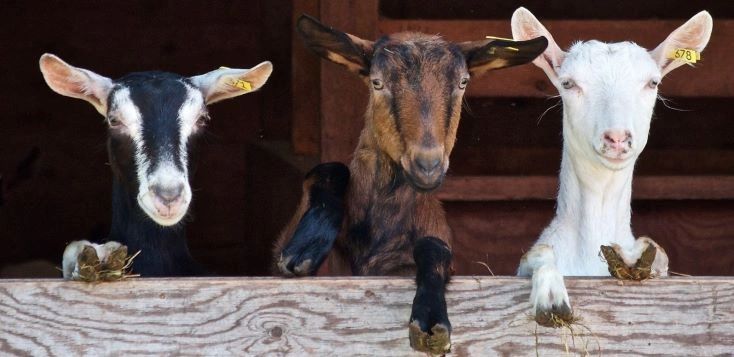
[
  {"left": 40, "top": 54, "right": 273, "bottom": 226},
  {"left": 512, "top": 8, "right": 712, "bottom": 170}
]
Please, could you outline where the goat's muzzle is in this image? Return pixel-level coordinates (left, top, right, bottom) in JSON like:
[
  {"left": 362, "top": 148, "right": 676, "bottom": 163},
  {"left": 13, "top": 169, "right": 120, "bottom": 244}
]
[
  {"left": 138, "top": 182, "right": 191, "bottom": 226},
  {"left": 403, "top": 150, "right": 446, "bottom": 192},
  {"left": 597, "top": 129, "right": 635, "bottom": 168}
]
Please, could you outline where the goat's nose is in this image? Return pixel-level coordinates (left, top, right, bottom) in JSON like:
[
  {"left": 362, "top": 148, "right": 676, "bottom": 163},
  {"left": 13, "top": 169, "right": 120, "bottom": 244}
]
[
  {"left": 152, "top": 184, "right": 184, "bottom": 205},
  {"left": 415, "top": 155, "right": 441, "bottom": 175},
  {"left": 603, "top": 129, "right": 632, "bottom": 150}
]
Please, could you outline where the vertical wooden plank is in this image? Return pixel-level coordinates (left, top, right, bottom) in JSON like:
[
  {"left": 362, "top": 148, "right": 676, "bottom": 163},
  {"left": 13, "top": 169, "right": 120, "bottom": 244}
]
[
  {"left": 291, "top": 0, "right": 321, "bottom": 156},
  {"left": 319, "top": 0, "right": 379, "bottom": 163}
]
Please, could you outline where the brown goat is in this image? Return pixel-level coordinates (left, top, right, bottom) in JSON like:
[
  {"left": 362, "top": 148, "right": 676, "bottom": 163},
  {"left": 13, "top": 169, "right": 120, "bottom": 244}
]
[{"left": 274, "top": 15, "right": 547, "bottom": 354}]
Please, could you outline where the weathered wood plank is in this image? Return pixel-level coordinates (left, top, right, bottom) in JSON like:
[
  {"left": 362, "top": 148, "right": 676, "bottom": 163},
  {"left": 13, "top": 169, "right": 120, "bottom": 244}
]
[
  {"left": 379, "top": 19, "right": 734, "bottom": 98},
  {"left": 0, "top": 277, "right": 732, "bottom": 356},
  {"left": 436, "top": 175, "right": 734, "bottom": 201}
]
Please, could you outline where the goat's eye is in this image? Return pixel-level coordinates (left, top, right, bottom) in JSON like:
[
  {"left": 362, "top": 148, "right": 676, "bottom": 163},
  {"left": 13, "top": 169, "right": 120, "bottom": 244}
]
[
  {"left": 561, "top": 79, "right": 576, "bottom": 90},
  {"left": 107, "top": 116, "right": 123, "bottom": 128},
  {"left": 371, "top": 79, "right": 384, "bottom": 90},
  {"left": 459, "top": 77, "right": 469, "bottom": 89},
  {"left": 648, "top": 79, "right": 660, "bottom": 89}
]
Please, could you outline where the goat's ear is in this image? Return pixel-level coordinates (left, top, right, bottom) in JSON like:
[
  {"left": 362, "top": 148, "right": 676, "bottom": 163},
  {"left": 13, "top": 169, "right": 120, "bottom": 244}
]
[
  {"left": 296, "top": 14, "right": 374, "bottom": 76},
  {"left": 189, "top": 61, "right": 273, "bottom": 105},
  {"left": 459, "top": 36, "right": 548, "bottom": 77},
  {"left": 511, "top": 7, "right": 566, "bottom": 84},
  {"left": 650, "top": 11, "right": 713, "bottom": 77},
  {"left": 39, "top": 54, "right": 113, "bottom": 115}
]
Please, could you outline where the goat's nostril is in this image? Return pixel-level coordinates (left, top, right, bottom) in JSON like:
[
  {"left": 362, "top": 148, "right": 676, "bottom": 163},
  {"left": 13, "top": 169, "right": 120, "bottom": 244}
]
[
  {"left": 152, "top": 184, "right": 184, "bottom": 204},
  {"left": 603, "top": 130, "right": 632, "bottom": 145},
  {"left": 415, "top": 157, "right": 441, "bottom": 174}
]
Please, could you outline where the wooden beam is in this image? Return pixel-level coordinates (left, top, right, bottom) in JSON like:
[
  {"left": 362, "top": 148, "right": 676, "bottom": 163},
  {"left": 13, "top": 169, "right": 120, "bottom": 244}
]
[
  {"left": 379, "top": 19, "right": 734, "bottom": 98},
  {"left": 1, "top": 277, "right": 731, "bottom": 355},
  {"left": 436, "top": 175, "right": 734, "bottom": 201}
]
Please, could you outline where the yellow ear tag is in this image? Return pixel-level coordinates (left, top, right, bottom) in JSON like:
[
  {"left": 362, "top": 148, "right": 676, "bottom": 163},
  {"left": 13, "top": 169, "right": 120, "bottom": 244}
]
[
  {"left": 668, "top": 48, "right": 700, "bottom": 64},
  {"left": 228, "top": 79, "right": 252, "bottom": 91},
  {"left": 485, "top": 35, "right": 519, "bottom": 52},
  {"left": 219, "top": 67, "right": 252, "bottom": 91}
]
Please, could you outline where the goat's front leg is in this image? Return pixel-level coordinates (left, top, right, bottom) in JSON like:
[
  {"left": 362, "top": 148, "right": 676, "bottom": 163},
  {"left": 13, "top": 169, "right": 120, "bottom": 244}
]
[
  {"left": 409, "top": 236, "right": 452, "bottom": 355},
  {"left": 518, "top": 244, "right": 573, "bottom": 327},
  {"left": 62, "top": 240, "right": 129, "bottom": 281},
  {"left": 273, "top": 162, "right": 349, "bottom": 276}
]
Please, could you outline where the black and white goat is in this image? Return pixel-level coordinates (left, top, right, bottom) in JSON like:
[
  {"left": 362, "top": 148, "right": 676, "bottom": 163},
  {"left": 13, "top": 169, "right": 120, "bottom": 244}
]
[{"left": 40, "top": 54, "right": 273, "bottom": 277}]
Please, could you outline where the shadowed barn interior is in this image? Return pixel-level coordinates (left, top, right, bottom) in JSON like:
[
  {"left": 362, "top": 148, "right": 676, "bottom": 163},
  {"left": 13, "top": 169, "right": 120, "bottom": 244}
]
[{"left": 1, "top": 0, "right": 732, "bottom": 277}]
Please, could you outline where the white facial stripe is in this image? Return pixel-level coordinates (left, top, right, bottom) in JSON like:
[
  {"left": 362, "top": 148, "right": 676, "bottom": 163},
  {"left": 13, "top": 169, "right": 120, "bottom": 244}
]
[
  {"left": 177, "top": 83, "right": 206, "bottom": 175},
  {"left": 110, "top": 88, "right": 151, "bottom": 195}
]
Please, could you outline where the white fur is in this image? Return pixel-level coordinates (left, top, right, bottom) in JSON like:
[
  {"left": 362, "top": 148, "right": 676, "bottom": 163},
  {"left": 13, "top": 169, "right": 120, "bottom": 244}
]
[{"left": 511, "top": 8, "right": 711, "bottom": 317}]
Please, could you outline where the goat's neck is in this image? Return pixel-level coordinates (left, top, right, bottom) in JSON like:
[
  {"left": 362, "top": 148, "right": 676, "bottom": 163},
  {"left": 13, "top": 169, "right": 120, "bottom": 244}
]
[
  {"left": 108, "top": 176, "right": 199, "bottom": 276},
  {"left": 555, "top": 139, "right": 635, "bottom": 252}
]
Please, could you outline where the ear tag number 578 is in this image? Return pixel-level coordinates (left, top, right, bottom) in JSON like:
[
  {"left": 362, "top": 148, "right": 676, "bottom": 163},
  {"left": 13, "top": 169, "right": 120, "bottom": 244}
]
[{"left": 669, "top": 48, "right": 700, "bottom": 64}]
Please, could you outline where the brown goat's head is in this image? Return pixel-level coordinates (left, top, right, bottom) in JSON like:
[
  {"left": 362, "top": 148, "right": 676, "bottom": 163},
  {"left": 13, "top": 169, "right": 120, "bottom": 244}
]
[{"left": 297, "top": 15, "right": 547, "bottom": 191}]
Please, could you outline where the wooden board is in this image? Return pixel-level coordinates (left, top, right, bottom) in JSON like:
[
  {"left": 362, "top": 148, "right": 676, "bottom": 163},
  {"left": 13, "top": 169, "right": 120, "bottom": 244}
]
[{"left": 1, "top": 277, "right": 732, "bottom": 355}]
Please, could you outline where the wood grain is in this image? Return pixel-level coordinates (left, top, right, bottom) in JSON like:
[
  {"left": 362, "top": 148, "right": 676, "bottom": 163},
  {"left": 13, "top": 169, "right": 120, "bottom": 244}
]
[{"left": 1, "top": 277, "right": 732, "bottom": 356}]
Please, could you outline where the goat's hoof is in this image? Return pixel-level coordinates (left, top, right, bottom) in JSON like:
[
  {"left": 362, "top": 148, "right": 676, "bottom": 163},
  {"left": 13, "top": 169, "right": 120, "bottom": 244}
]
[
  {"left": 276, "top": 254, "right": 314, "bottom": 277},
  {"left": 62, "top": 240, "right": 136, "bottom": 282},
  {"left": 535, "top": 302, "right": 574, "bottom": 328},
  {"left": 601, "top": 238, "right": 667, "bottom": 280},
  {"left": 409, "top": 321, "right": 451, "bottom": 356}
]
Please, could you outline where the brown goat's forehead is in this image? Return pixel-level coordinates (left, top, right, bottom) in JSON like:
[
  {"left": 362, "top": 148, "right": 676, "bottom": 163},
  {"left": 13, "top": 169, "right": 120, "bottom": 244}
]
[{"left": 371, "top": 33, "right": 466, "bottom": 76}]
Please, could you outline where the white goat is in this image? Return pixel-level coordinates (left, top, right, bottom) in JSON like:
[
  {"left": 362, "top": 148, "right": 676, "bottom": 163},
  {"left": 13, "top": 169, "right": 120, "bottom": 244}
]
[{"left": 511, "top": 8, "right": 713, "bottom": 322}]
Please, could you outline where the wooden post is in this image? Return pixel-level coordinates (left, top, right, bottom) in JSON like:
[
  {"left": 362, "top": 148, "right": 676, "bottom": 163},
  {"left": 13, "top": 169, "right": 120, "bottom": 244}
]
[
  {"left": 319, "top": 0, "right": 380, "bottom": 163},
  {"left": 291, "top": 0, "right": 322, "bottom": 156}
]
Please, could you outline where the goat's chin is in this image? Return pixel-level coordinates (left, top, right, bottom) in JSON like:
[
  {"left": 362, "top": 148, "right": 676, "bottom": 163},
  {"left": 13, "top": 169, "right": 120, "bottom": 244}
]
[
  {"left": 405, "top": 174, "right": 444, "bottom": 193},
  {"left": 597, "top": 153, "right": 635, "bottom": 171},
  {"left": 147, "top": 212, "right": 187, "bottom": 227}
]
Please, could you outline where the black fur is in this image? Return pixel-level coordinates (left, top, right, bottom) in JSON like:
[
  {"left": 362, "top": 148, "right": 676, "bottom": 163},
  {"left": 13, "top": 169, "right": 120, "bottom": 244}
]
[
  {"left": 409, "top": 236, "right": 452, "bottom": 333},
  {"left": 279, "top": 162, "right": 350, "bottom": 275}
]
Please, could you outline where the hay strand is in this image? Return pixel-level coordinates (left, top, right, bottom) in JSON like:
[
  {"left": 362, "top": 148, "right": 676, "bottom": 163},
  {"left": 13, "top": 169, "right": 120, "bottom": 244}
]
[
  {"left": 74, "top": 245, "right": 140, "bottom": 282},
  {"left": 600, "top": 244, "right": 657, "bottom": 281}
]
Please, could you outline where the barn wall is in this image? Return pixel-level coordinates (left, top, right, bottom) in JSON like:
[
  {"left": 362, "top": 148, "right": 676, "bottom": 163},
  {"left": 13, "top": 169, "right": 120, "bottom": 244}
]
[{"left": 2, "top": 0, "right": 733, "bottom": 277}]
